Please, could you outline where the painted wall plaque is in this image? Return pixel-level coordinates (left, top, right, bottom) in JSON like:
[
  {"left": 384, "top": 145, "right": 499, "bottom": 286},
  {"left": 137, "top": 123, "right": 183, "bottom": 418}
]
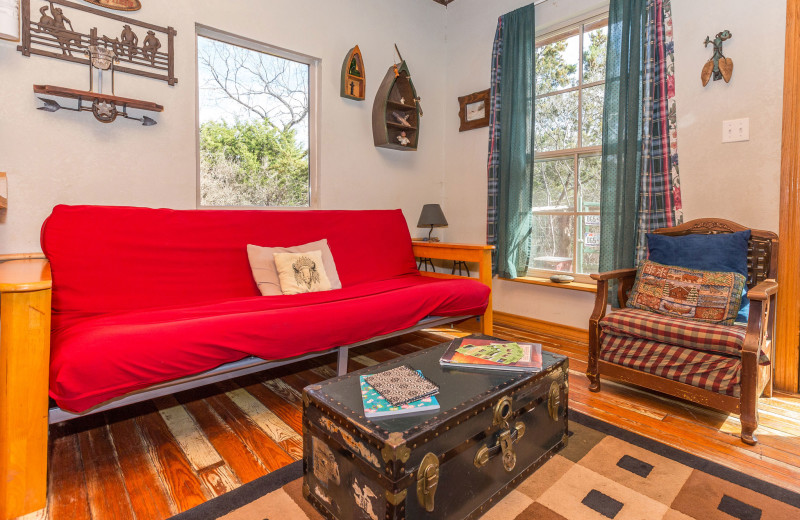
[{"left": 84, "top": 0, "right": 141, "bottom": 11}]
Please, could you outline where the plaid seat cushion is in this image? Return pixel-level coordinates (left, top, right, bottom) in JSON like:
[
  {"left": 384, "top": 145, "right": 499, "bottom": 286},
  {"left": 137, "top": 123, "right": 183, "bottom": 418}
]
[
  {"left": 600, "top": 333, "right": 741, "bottom": 397},
  {"left": 600, "top": 308, "right": 768, "bottom": 364}
]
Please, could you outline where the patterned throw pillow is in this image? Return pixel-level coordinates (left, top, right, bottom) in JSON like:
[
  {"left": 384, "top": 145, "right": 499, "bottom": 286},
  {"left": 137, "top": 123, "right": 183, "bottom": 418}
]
[
  {"left": 273, "top": 250, "right": 333, "bottom": 295},
  {"left": 247, "top": 239, "right": 342, "bottom": 296},
  {"left": 627, "top": 260, "right": 746, "bottom": 325}
]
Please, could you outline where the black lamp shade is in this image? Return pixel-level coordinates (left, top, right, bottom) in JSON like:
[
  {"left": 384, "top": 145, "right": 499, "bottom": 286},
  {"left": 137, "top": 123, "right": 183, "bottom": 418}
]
[{"left": 417, "top": 204, "right": 448, "bottom": 228}]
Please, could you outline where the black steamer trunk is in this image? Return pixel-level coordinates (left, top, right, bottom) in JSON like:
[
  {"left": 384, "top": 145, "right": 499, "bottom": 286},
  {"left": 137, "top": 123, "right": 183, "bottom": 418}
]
[{"left": 302, "top": 338, "right": 569, "bottom": 520}]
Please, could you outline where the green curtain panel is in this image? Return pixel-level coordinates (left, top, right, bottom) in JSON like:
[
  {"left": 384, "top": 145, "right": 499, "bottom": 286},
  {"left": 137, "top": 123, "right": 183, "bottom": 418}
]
[
  {"left": 487, "top": 3, "right": 536, "bottom": 279},
  {"left": 598, "top": 0, "right": 646, "bottom": 301}
]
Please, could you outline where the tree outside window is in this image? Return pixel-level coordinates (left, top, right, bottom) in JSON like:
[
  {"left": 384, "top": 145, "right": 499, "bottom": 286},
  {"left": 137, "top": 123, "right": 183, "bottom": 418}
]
[
  {"left": 530, "top": 16, "right": 608, "bottom": 279},
  {"left": 196, "top": 31, "right": 316, "bottom": 207}
]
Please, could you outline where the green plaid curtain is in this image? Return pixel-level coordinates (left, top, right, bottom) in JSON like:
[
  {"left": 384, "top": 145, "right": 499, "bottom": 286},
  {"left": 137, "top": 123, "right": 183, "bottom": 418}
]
[
  {"left": 598, "top": 0, "right": 646, "bottom": 301},
  {"left": 599, "top": 0, "right": 683, "bottom": 304},
  {"left": 486, "top": 3, "right": 536, "bottom": 278}
]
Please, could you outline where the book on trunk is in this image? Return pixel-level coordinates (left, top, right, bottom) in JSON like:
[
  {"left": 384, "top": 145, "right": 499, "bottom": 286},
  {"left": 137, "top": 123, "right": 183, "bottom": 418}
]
[
  {"left": 363, "top": 364, "right": 439, "bottom": 406},
  {"left": 360, "top": 371, "right": 440, "bottom": 418},
  {"left": 439, "top": 338, "right": 543, "bottom": 372}
]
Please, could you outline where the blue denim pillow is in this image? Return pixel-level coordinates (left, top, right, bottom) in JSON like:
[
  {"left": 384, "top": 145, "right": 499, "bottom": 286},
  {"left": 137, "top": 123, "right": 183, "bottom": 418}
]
[{"left": 646, "top": 230, "right": 751, "bottom": 323}]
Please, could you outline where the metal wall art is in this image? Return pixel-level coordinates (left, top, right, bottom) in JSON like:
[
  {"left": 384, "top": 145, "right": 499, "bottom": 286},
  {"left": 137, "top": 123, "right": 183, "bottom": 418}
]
[
  {"left": 83, "top": 0, "right": 140, "bottom": 11},
  {"left": 35, "top": 84, "right": 162, "bottom": 125},
  {"left": 701, "top": 30, "right": 733, "bottom": 86},
  {"left": 18, "top": 0, "right": 177, "bottom": 85}
]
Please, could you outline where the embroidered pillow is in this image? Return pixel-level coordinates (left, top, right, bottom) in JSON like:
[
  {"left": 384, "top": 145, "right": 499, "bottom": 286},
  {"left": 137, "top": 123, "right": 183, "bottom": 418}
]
[
  {"left": 273, "top": 250, "right": 332, "bottom": 295},
  {"left": 646, "top": 230, "right": 751, "bottom": 323},
  {"left": 627, "top": 260, "right": 746, "bottom": 325},
  {"left": 247, "top": 239, "right": 341, "bottom": 296}
]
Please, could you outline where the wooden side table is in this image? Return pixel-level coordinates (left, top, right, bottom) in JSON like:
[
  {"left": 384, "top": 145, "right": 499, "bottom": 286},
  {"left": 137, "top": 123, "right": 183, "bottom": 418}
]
[
  {"left": 0, "top": 255, "right": 52, "bottom": 519},
  {"left": 411, "top": 241, "right": 494, "bottom": 334}
]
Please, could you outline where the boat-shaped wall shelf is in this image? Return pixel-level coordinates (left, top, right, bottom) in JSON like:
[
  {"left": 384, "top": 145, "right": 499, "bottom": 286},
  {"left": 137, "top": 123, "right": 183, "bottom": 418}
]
[
  {"left": 34, "top": 84, "right": 163, "bottom": 125},
  {"left": 341, "top": 45, "right": 365, "bottom": 100},
  {"left": 372, "top": 60, "right": 420, "bottom": 151}
]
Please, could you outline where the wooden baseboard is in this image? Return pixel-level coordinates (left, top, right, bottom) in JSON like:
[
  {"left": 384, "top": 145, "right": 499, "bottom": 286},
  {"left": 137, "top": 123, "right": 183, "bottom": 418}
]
[{"left": 492, "top": 311, "right": 589, "bottom": 372}]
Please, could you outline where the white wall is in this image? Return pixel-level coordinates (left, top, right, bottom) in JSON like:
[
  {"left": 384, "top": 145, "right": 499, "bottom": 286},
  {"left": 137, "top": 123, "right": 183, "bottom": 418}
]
[
  {"left": 441, "top": 0, "right": 785, "bottom": 329},
  {"left": 671, "top": 0, "right": 785, "bottom": 231},
  {"left": 0, "top": 0, "right": 448, "bottom": 252}
]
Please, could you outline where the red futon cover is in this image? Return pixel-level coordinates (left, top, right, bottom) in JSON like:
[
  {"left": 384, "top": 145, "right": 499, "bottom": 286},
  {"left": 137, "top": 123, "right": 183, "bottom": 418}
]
[{"left": 41, "top": 205, "right": 490, "bottom": 412}]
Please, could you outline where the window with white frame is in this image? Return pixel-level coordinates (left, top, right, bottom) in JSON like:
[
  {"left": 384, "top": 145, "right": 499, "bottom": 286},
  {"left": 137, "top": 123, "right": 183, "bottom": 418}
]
[
  {"left": 196, "top": 27, "right": 318, "bottom": 207},
  {"left": 529, "top": 15, "right": 608, "bottom": 280}
]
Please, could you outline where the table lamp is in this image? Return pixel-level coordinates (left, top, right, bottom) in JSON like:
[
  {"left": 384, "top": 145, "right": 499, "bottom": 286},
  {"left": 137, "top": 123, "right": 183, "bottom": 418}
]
[{"left": 417, "top": 204, "right": 448, "bottom": 242}]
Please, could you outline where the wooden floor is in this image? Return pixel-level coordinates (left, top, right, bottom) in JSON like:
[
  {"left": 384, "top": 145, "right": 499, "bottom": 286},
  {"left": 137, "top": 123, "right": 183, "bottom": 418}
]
[{"left": 18, "top": 327, "right": 800, "bottom": 520}]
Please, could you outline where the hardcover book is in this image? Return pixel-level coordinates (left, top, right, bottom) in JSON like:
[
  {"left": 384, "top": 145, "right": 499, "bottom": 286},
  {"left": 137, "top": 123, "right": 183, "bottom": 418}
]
[
  {"left": 363, "top": 365, "right": 440, "bottom": 407},
  {"left": 439, "top": 338, "right": 543, "bottom": 372},
  {"left": 360, "top": 373, "right": 440, "bottom": 418}
]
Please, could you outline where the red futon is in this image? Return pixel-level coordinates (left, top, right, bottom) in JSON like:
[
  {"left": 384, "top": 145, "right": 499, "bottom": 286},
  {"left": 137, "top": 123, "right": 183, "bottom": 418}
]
[{"left": 40, "top": 205, "right": 490, "bottom": 412}]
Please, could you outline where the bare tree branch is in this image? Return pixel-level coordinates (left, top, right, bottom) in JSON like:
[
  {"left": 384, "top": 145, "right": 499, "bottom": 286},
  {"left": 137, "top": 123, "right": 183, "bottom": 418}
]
[{"left": 198, "top": 39, "right": 309, "bottom": 133}]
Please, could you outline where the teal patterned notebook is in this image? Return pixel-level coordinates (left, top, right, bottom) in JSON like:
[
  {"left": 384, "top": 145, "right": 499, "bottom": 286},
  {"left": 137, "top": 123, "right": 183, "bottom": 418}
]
[{"left": 359, "top": 371, "right": 440, "bottom": 418}]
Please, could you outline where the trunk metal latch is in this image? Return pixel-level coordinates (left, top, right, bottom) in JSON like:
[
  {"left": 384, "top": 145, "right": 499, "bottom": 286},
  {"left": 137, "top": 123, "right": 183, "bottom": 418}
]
[
  {"left": 417, "top": 452, "right": 439, "bottom": 512},
  {"left": 474, "top": 396, "right": 526, "bottom": 472}
]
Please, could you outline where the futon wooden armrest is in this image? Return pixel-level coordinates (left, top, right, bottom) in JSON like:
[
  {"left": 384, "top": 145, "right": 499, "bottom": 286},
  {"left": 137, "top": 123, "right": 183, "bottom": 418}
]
[
  {"left": 590, "top": 268, "right": 637, "bottom": 282},
  {"left": 0, "top": 257, "right": 52, "bottom": 291},
  {"left": 746, "top": 279, "right": 778, "bottom": 301},
  {"left": 411, "top": 241, "right": 494, "bottom": 335},
  {"left": 0, "top": 257, "right": 52, "bottom": 518}
]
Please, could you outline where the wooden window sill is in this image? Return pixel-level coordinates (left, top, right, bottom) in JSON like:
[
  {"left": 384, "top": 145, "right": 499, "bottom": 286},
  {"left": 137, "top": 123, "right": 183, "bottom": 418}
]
[{"left": 499, "top": 276, "right": 597, "bottom": 293}]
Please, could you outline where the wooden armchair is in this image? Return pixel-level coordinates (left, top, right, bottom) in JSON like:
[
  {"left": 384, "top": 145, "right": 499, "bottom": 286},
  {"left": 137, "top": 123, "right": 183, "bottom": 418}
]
[{"left": 587, "top": 218, "right": 778, "bottom": 445}]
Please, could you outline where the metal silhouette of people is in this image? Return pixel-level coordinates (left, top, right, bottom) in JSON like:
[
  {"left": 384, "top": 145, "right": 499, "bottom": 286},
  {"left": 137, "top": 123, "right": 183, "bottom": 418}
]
[
  {"left": 142, "top": 30, "right": 161, "bottom": 65},
  {"left": 120, "top": 24, "right": 138, "bottom": 60}
]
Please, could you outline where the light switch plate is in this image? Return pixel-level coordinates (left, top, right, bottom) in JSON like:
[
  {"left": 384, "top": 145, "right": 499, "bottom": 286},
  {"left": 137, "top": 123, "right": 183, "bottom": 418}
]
[{"left": 722, "top": 118, "right": 750, "bottom": 143}]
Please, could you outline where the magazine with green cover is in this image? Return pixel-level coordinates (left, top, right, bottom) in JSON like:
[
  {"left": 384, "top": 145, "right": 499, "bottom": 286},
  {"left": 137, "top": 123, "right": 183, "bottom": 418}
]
[{"left": 439, "top": 337, "right": 543, "bottom": 372}]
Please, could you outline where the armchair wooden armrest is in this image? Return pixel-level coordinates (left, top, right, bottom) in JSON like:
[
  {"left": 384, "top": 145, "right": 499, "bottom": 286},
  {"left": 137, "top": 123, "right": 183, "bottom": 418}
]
[
  {"left": 746, "top": 278, "right": 778, "bottom": 301},
  {"left": 411, "top": 242, "right": 494, "bottom": 335},
  {"left": 739, "top": 278, "right": 778, "bottom": 444},
  {"left": 587, "top": 267, "right": 638, "bottom": 392},
  {"left": 0, "top": 257, "right": 52, "bottom": 519}
]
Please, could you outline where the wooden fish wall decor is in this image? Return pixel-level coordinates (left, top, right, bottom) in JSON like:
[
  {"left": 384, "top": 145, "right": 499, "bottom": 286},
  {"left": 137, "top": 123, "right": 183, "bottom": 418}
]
[
  {"left": 702, "top": 30, "right": 733, "bottom": 86},
  {"left": 83, "top": 0, "right": 141, "bottom": 11},
  {"left": 18, "top": 0, "right": 177, "bottom": 85}
]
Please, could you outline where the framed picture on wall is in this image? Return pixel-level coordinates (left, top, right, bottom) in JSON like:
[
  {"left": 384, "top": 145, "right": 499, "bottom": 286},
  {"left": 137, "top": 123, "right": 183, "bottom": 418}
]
[{"left": 458, "top": 89, "right": 490, "bottom": 132}]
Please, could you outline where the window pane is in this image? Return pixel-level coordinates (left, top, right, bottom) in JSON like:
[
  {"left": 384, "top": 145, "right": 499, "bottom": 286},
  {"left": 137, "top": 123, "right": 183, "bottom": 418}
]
[
  {"left": 533, "top": 159, "right": 574, "bottom": 212},
  {"left": 581, "top": 84, "right": 604, "bottom": 147},
  {"left": 578, "top": 215, "right": 601, "bottom": 274},
  {"left": 583, "top": 24, "right": 608, "bottom": 84},
  {"left": 578, "top": 156, "right": 602, "bottom": 210},
  {"left": 535, "top": 91, "right": 579, "bottom": 152},
  {"left": 530, "top": 215, "right": 575, "bottom": 273},
  {"left": 198, "top": 36, "right": 310, "bottom": 207},
  {"left": 536, "top": 33, "right": 579, "bottom": 96}
]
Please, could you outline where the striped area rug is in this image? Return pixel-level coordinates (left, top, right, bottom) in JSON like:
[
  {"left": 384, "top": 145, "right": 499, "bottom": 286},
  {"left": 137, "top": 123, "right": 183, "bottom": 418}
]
[{"left": 170, "top": 411, "right": 800, "bottom": 520}]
